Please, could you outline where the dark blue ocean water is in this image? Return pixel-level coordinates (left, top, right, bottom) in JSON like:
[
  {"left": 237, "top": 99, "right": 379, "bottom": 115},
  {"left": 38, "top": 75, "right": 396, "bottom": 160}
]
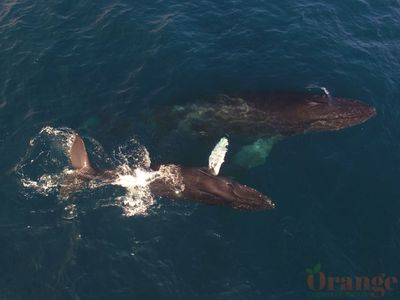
[{"left": 1, "top": 0, "right": 400, "bottom": 299}]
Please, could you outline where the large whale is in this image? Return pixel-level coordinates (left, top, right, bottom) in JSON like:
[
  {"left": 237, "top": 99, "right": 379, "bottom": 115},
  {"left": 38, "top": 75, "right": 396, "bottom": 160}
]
[
  {"left": 63, "top": 134, "right": 274, "bottom": 211},
  {"left": 151, "top": 91, "right": 376, "bottom": 167}
]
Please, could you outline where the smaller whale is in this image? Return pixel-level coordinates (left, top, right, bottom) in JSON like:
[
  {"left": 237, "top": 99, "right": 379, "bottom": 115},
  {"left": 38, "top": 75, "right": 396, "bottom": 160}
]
[{"left": 63, "top": 134, "right": 274, "bottom": 211}]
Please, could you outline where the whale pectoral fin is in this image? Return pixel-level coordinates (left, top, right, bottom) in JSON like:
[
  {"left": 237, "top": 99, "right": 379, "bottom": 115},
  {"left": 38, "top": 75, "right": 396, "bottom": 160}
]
[
  {"left": 70, "top": 134, "right": 91, "bottom": 170},
  {"left": 208, "top": 137, "right": 229, "bottom": 175},
  {"left": 233, "top": 136, "right": 282, "bottom": 169}
]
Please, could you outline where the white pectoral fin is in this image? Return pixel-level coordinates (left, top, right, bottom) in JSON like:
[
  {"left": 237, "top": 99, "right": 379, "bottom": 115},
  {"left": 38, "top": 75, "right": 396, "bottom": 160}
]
[{"left": 208, "top": 137, "right": 229, "bottom": 175}]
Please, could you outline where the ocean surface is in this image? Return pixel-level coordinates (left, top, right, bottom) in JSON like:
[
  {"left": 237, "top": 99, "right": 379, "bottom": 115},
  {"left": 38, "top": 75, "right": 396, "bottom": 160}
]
[{"left": 1, "top": 0, "right": 400, "bottom": 299}]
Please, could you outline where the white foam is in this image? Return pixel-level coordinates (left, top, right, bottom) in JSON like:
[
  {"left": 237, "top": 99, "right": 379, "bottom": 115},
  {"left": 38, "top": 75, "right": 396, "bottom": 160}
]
[
  {"left": 114, "top": 168, "right": 157, "bottom": 188},
  {"left": 112, "top": 165, "right": 185, "bottom": 216},
  {"left": 64, "top": 204, "right": 78, "bottom": 220},
  {"left": 112, "top": 168, "right": 156, "bottom": 216},
  {"left": 320, "top": 87, "right": 330, "bottom": 97},
  {"left": 21, "top": 174, "right": 61, "bottom": 196},
  {"left": 18, "top": 127, "right": 187, "bottom": 217}
]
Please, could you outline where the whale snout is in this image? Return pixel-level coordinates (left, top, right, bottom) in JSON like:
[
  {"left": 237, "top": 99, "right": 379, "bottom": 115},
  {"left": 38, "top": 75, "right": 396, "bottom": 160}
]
[
  {"left": 335, "top": 99, "right": 376, "bottom": 129},
  {"left": 307, "top": 97, "right": 376, "bottom": 132},
  {"left": 179, "top": 167, "right": 275, "bottom": 211},
  {"left": 230, "top": 182, "right": 275, "bottom": 210},
  {"left": 359, "top": 104, "right": 376, "bottom": 122}
]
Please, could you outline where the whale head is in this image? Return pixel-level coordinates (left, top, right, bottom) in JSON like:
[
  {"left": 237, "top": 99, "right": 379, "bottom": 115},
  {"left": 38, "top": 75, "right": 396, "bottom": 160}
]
[
  {"left": 287, "top": 95, "right": 376, "bottom": 133},
  {"left": 179, "top": 168, "right": 275, "bottom": 210}
]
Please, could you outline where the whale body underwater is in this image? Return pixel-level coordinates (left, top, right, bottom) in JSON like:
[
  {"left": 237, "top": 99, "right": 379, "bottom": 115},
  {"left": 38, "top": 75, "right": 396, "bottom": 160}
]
[
  {"left": 158, "top": 92, "right": 376, "bottom": 137},
  {"left": 65, "top": 134, "right": 275, "bottom": 211},
  {"left": 151, "top": 92, "right": 376, "bottom": 167}
]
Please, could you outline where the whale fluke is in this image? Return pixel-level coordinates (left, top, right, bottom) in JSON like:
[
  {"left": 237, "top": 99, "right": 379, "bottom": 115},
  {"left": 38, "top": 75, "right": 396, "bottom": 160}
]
[{"left": 70, "top": 134, "right": 91, "bottom": 170}]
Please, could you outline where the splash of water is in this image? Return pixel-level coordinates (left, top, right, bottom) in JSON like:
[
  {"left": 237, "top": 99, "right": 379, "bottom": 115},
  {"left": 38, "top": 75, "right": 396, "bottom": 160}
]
[
  {"left": 111, "top": 164, "right": 185, "bottom": 216},
  {"left": 17, "top": 126, "right": 170, "bottom": 217},
  {"left": 320, "top": 87, "right": 334, "bottom": 105},
  {"left": 20, "top": 174, "right": 62, "bottom": 196},
  {"left": 306, "top": 84, "right": 335, "bottom": 105},
  {"left": 16, "top": 126, "right": 77, "bottom": 197},
  {"left": 112, "top": 168, "right": 157, "bottom": 216}
]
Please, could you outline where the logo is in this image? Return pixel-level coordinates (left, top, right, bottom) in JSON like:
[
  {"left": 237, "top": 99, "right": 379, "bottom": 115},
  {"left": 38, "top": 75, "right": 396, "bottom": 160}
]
[{"left": 306, "top": 263, "right": 398, "bottom": 298}]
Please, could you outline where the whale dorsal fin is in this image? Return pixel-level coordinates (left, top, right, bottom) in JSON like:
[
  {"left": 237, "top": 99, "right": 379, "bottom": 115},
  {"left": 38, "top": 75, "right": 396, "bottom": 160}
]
[
  {"left": 208, "top": 137, "right": 229, "bottom": 175},
  {"left": 70, "top": 134, "right": 91, "bottom": 170}
]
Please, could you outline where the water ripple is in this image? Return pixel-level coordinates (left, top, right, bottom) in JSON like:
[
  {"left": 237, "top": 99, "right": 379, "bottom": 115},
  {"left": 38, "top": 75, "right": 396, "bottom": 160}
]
[{"left": 1, "top": 0, "right": 400, "bottom": 298}]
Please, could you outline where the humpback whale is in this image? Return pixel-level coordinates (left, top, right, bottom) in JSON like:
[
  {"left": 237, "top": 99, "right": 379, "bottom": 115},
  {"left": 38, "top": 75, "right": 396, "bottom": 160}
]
[
  {"left": 151, "top": 91, "right": 376, "bottom": 167},
  {"left": 64, "top": 134, "right": 274, "bottom": 211},
  {"left": 161, "top": 92, "right": 376, "bottom": 138}
]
